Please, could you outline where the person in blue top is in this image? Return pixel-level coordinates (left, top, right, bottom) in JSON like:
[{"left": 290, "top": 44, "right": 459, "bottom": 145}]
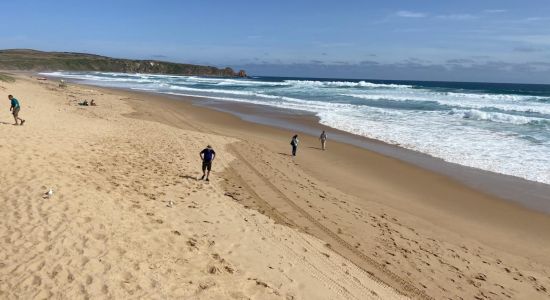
[
  {"left": 8, "top": 95, "right": 25, "bottom": 126},
  {"left": 199, "top": 145, "right": 216, "bottom": 181}
]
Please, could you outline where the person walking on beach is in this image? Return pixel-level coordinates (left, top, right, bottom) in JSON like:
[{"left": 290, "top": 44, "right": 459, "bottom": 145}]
[
  {"left": 200, "top": 145, "right": 216, "bottom": 181},
  {"left": 290, "top": 134, "right": 299, "bottom": 156},
  {"left": 8, "top": 95, "right": 25, "bottom": 126},
  {"left": 319, "top": 130, "right": 327, "bottom": 150}
]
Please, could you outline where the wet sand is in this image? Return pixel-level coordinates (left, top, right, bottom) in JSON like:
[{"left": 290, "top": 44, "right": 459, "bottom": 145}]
[{"left": 191, "top": 97, "right": 550, "bottom": 214}]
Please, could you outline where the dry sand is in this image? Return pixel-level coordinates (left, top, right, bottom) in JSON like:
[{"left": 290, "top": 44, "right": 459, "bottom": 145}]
[
  {"left": 0, "top": 75, "right": 402, "bottom": 299},
  {"left": 1, "top": 73, "right": 550, "bottom": 299}
]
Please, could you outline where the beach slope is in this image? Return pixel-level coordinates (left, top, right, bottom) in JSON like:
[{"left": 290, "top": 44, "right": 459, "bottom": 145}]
[{"left": 0, "top": 75, "right": 401, "bottom": 299}]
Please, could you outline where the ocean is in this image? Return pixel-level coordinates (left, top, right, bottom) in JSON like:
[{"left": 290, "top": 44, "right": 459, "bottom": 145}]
[{"left": 42, "top": 71, "right": 550, "bottom": 185}]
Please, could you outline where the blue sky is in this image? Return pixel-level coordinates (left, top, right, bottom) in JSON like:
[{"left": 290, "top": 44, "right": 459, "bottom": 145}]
[{"left": 1, "top": 0, "right": 549, "bottom": 83}]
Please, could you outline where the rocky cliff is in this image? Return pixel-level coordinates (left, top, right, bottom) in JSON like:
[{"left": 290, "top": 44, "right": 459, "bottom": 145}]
[{"left": 0, "top": 49, "right": 246, "bottom": 77}]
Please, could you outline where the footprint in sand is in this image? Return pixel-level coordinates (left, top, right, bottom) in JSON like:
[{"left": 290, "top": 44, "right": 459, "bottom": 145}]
[
  {"left": 32, "top": 275, "right": 42, "bottom": 286},
  {"left": 49, "top": 264, "right": 62, "bottom": 279}
]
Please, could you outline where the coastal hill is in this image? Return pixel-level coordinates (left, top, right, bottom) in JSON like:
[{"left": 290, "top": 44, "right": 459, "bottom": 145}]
[{"left": 0, "top": 49, "right": 246, "bottom": 77}]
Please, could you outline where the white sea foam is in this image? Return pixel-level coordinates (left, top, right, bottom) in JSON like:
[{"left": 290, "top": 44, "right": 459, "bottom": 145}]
[
  {"left": 284, "top": 80, "right": 412, "bottom": 89},
  {"left": 166, "top": 85, "right": 308, "bottom": 102},
  {"left": 343, "top": 92, "right": 550, "bottom": 115},
  {"left": 342, "top": 92, "right": 548, "bottom": 103},
  {"left": 162, "top": 90, "right": 356, "bottom": 113},
  {"left": 457, "top": 109, "right": 548, "bottom": 125},
  {"left": 317, "top": 109, "right": 550, "bottom": 184}
]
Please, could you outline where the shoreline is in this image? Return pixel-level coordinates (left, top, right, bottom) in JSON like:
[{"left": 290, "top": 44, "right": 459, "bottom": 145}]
[
  {"left": 189, "top": 95, "right": 550, "bottom": 214},
  {"left": 38, "top": 72, "right": 550, "bottom": 188},
  {"left": 58, "top": 77, "right": 550, "bottom": 215}
]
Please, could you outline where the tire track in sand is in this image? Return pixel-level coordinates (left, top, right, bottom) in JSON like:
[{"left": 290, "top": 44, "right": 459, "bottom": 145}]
[
  {"left": 158, "top": 108, "right": 430, "bottom": 299},
  {"left": 227, "top": 143, "right": 432, "bottom": 300}
]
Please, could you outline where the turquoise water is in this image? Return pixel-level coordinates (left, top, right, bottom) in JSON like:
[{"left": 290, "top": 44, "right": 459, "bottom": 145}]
[{"left": 44, "top": 72, "right": 550, "bottom": 184}]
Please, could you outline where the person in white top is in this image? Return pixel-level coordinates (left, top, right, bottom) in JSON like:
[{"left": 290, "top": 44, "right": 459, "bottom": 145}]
[{"left": 319, "top": 130, "right": 327, "bottom": 150}]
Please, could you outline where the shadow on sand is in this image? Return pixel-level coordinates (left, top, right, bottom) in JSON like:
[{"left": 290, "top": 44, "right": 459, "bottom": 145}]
[
  {"left": 307, "top": 146, "right": 324, "bottom": 150},
  {"left": 179, "top": 175, "right": 199, "bottom": 181},
  {"left": 278, "top": 152, "right": 293, "bottom": 157}
]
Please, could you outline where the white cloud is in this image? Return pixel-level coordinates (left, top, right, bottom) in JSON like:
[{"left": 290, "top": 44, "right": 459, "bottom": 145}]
[{"left": 395, "top": 10, "right": 427, "bottom": 18}]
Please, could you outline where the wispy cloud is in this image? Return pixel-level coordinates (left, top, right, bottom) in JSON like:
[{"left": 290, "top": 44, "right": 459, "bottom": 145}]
[
  {"left": 447, "top": 58, "right": 475, "bottom": 64},
  {"left": 499, "top": 35, "right": 550, "bottom": 45},
  {"left": 484, "top": 9, "right": 507, "bottom": 14},
  {"left": 436, "top": 14, "right": 477, "bottom": 20},
  {"left": 392, "top": 27, "right": 427, "bottom": 33},
  {"left": 501, "top": 16, "right": 550, "bottom": 25},
  {"left": 513, "top": 46, "right": 543, "bottom": 52},
  {"left": 395, "top": 10, "right": 427, "bottom": 18},
  {"left": 405, "top": 57, "right": 431, "bottom": 64},
  {"left": 314, "top": 42, "right": 355, "bottom": 48},
  {"left": 523, "top": 17, "right": 549, "bottom": 22},
  {"left": 395, "top": 11, "right": 481, "bottom": 21},
  {"left": 471, "top": 55, "right": 491, "bottom": 60},
  {"left": 332, "top": 61, "right": 351, "bottom": 65},
  {"left": 359, "top": 60, "right": 379, "bottom": 65}
]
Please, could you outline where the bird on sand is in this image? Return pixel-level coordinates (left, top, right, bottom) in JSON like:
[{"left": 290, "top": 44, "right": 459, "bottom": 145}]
[{"left": 44, "top": 188, "right": 54, "bottom": 199}]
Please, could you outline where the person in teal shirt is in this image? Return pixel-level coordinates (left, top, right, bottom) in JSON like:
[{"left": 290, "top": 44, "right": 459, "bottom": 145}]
[{"left": 8, "top": 95, "right": 25, "bottom": 125}]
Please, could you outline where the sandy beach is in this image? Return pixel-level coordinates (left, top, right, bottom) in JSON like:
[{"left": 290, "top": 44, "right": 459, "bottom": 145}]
[{"left": 1, "top": 73, "right": 550, "bottom": 299}]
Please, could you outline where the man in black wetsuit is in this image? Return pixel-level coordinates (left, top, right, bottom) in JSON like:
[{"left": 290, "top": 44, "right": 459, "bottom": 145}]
[{"left": 199, "top": 145, "right": 216, "bottom": 181}]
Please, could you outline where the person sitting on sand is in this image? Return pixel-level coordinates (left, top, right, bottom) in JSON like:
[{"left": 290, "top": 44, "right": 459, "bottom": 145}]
[
  {"left": 320, "top": 130, "right": 327, "bottom": 151},
  {"left": 290, "top": 134, "right": 299, "bottom": 156},
  {"left": 90, "top": 99, "right": 97, "bottom": 106},
  {"left": 200, "top": 145, "right": 216, "bottom": 181},
  {"left": 8, "top": 95, "right": 25, "bottom": 126}
]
